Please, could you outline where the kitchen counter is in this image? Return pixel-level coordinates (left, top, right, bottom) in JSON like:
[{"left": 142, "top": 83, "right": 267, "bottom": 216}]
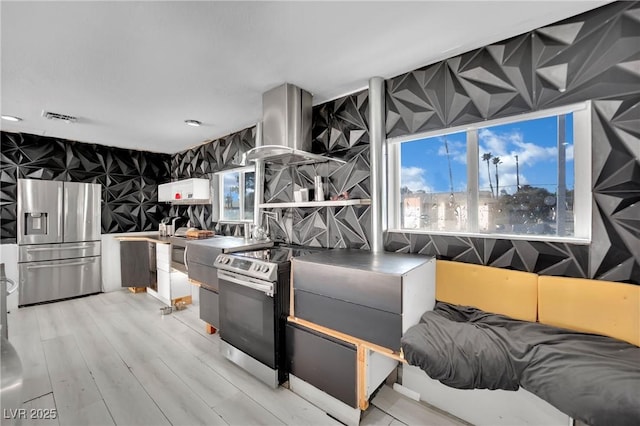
[
  {"left": 291, "top": 249, "right": 435, "bottom": 351},
  {"left": 115, "top": 233, "right": 171, "bottom": 244},
  {"left": 292, "top": 249, "right": 430, "bottom": 275},
  {"left": 114, "top": 234, "right": 273, "bottom": 248}
]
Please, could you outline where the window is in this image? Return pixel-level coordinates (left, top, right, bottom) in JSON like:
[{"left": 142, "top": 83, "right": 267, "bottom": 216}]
[
  {"left": 388, "top": 103, "right": 591, "bottom": 241},
  {"left": 399, "top": 131, "right": 468, "bottom": 232},
  {"left": 217, "top": 166, "right": 255, "bottom": 222}
]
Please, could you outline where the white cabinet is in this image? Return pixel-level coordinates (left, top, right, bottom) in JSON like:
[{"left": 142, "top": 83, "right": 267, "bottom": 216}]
[
  {"left": 158, "top": 178, "right": 210, "bottom": 204},
  {"left": 151, "top": 243, "right": 191, "bottom": 306},
  {"left": 158, "top": 183, "right": 173, "bottom": 203},
  {"left": 157, "top": 269, "right": 171, "bottom": 302}
]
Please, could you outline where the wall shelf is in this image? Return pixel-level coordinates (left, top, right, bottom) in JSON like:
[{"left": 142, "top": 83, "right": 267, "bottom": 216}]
[{"left": 259, "top": 199, "right": 371, "bottom": 208}]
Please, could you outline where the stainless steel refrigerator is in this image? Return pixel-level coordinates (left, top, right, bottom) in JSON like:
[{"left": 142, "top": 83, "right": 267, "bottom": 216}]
[{"left": 17, "top": 179, "right": 102, "bottom": 306}]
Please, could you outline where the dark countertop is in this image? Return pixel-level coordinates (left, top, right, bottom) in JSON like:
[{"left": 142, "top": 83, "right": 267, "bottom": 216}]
[{"left": 292, "top": 249, "right": 432, "bottom": 275}]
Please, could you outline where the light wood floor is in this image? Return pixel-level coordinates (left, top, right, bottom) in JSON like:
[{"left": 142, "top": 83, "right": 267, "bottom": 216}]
[{"left": 7, "top": 290, "right": 465, "bottom": 426}]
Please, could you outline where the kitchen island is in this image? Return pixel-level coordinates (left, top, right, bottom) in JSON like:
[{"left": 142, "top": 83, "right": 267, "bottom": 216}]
[
  {"left": 287, "top": 249, "right": 436, "bottom": 425},
  {"left": 115, "top": 233, "right": 192, "bottom": 307}
]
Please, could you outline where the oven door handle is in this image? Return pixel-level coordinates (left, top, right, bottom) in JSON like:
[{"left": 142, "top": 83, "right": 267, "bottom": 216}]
[{"left": 217, "top": 270, "right": 274, "bottom": 297}]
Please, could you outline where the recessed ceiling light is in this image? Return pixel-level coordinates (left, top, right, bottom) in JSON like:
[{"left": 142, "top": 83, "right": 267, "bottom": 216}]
[
  {"left": 185, "top": 119, "right": 202, "bottom": 127},
  {"left": 1, "top": 115, "right": 22, "bottom": 122}
]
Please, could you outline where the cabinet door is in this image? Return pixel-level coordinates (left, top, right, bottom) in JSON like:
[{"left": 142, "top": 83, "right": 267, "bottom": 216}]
[
  {"left": 286, "top": 323, "right": 357, "bottom": 407},
  {"left": 156, "top": 243, "right": 171, "bottom": 272},
  {"left": 199, "top": 287, "right": 219, "bottom": 328},
  {"left": 170, "top": 271, "right": 191, "bottom": 299},
  {"left": 120, "top": 241, "right": 153, "bottom": 287},
  {"left": 158, "top": 182, "right": 172, "bottom": 202},
  {"left": 157, "top": 270, "right": 171, "bottom": 302}
]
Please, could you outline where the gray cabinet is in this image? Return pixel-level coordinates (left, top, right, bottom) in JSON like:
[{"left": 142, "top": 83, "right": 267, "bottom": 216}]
[
  {"left": 199, "top": 287, "right": 219, "bottom": 328},
  {"left": 291, "top": 249, "right": 435, "bottom": 352},
  {"left": 187, "top": 245, "right": 223, "bottom": 329},
  {"left": 287, "top": 249, "right": 435, "bottom": 423},
  {"left": 120, "top": 241, "right": 156, "bottom": 289},
  {"left": 287, "top": 323, "right": 357, "bottom": 407}
]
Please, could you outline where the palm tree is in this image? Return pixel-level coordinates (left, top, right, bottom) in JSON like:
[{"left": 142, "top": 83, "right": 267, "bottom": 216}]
[
  {"left": 482, "top": 152, "right": 494, "bottom": 197},
  {"left": 492, "top": 156, "right": 502, "bottom": 197}
]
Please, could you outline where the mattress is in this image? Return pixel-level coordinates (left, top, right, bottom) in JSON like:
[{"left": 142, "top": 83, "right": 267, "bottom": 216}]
[{"left": 401, "top": 302, "right": 640, "bottom": 426}]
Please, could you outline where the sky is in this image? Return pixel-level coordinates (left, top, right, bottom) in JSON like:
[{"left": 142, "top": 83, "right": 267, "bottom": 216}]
[{"left": 400, "top": 114, "right": 575, "bottom": 196}]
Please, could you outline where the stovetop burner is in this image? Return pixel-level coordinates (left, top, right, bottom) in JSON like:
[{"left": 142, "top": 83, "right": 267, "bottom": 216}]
[
  {"left": 231, "top": 245, "right": 325, "bottom": 265},
  {"left": 214, "top": 244, "right": 327, "bottom": 282}
]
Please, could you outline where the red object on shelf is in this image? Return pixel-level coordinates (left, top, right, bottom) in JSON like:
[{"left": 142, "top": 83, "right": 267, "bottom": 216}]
[{"left": 175, "top": 193, "right": 181, "bottom": 199}]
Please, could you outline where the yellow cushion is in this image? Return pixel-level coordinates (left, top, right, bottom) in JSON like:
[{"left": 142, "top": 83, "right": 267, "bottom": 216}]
[
  {"left": 436, "top": 260, "right": 538, "bottom": 322},
  {"left": 538, "top": 276, "right": 640, "bottom": 346}
]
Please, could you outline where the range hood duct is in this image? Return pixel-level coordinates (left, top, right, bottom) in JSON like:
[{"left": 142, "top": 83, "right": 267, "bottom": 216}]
[{"left": 244, "top": 83, "right": 344, "bottom": 166}]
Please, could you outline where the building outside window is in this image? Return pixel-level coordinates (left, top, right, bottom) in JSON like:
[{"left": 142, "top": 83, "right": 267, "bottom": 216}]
[
  {"left": 218, "top": 166, "right": 255, "bottom": 222},
  {"left": 388, "top": 102, "right": 591, "bottom": 241}
]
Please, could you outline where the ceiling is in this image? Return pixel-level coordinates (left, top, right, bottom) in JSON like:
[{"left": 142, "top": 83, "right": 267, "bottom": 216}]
[{"left": 1, "top": 1, "right": 610, "bottom": 154}]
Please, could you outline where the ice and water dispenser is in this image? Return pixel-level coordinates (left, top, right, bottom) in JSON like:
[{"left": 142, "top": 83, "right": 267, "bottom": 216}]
[{"left": 24, "top": 212, "right": 49, "bottom": 237}]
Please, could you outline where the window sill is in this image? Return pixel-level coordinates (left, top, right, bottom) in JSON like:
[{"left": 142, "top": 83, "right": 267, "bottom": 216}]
[{"left": 387, "top": 229, "right": 591, "bottom": 245}]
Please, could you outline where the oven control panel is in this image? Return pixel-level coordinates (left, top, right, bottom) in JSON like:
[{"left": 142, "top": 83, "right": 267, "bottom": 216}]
[{"left": 214, "top": 254, "right": 277, "bottom": 281}]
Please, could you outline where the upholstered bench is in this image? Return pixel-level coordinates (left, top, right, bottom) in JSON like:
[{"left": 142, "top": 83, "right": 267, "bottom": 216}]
[{"left": 400, "top": 260, "right": 639, "bottom": 426}]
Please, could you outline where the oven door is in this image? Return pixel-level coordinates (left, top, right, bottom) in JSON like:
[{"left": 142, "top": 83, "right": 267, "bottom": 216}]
[
  {"left": 218, "top": 270, "right": 276, "bottom": 368},
  {"left": 171, "top": 243, "right": 187, "bottom": 273}
]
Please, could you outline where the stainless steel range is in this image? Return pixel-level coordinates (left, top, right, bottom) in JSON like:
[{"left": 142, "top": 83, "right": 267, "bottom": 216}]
[{"left": 214, "top": 246, "right": 322, "bottom": 388}]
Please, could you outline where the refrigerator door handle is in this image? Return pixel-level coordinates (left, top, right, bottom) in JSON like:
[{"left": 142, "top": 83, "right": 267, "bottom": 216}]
[
  {"left": 25, "top": 258, "right": 96, "bottom": 270},
  {"left": 25, "top": 244, "right": 92, "bottom": 252},
  {"left": 183, "top": 245, "right": 189, "bottom": 272},
  {"left": 58, "top": 185, "right": 64, "bottom": 241},
  {"left": 2, "top": 278, "right": 18, "bottom": 294}
]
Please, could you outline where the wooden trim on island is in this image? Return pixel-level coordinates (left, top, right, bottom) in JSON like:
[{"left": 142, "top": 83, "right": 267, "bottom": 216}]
[
  {"left": 287, "top": 315, "right": 405, "bottom": 411},
  {"left": 287, "top": 316, "right": 405, "bottom": 362}
]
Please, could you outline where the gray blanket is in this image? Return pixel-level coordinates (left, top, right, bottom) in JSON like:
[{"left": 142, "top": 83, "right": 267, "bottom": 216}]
[{"left": 401, "top": 302, "right": 640, "bottom": 426}]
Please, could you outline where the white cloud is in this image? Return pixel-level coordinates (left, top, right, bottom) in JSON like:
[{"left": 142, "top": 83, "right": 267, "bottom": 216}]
[
  {"left": 437, "top": 138, "right": 466, "bottom": 164},
  {"left": 477, "top": 127, "right": 573, "bottom": 194},
  {"left": 479, "top": 128, "right": 508, "bottom": 154},
  {"left": 511, "top": 140, "right": 556, "bottom": 165},
  {"left": 401, "top": 167, "right": 432, "bottom": 193}
]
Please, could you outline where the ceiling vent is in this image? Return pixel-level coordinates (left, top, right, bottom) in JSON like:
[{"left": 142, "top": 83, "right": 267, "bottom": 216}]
[{"left": 41, "top": 110, "right": 77, "bottom": 123}]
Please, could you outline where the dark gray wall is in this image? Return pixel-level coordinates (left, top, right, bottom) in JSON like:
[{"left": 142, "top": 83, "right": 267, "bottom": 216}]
[
  {"left": 384, "top": 1, "right": 640, "bottom": 284},
  {"left": 0, "top": 131, "right": 171, "bottom": 243}
]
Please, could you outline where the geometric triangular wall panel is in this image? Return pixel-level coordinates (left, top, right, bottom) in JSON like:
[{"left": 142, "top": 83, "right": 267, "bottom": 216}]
[
  {"left": 384, "top": 1, "right": 640, "bottom": 284},
  {"left": 1, "top": 131, "right": 171, "bottom": 242},
  {"left": 591, "top": 97, "right": 640, "bottom": 283},
  {"left": 259, "top": 90, "right": 372, "bottom": 247}
]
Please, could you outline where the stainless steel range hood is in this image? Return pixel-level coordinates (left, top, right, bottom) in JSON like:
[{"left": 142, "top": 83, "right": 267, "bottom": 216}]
[{"left": 244, "top": 83, "right": 345, "bottom": 166}]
